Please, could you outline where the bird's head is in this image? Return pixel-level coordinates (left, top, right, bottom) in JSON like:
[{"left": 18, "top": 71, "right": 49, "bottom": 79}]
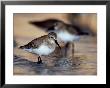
[{"left": 48, "top": 32, "right": 61, "bottom": 49}]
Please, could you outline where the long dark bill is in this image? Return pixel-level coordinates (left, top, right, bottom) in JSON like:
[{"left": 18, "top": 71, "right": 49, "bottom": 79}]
[{"left": 54, "top": 40, "right": 61, "bottom": 49}]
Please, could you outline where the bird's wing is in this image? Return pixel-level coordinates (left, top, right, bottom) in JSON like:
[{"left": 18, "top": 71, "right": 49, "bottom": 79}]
[
  {"left": 20, "top": 35, "right": 47, "bottom": 49},
  {"left": 31, "top": 35, "right": 47, "bottom": 48}
]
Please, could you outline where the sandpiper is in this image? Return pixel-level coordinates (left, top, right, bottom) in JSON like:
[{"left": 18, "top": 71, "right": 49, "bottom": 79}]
[
  {"left": 51, "top": 21, "right": 81, "bottom": 57},
  {"left": 19, "top": 32, "right": 61, "bottom": 64}
]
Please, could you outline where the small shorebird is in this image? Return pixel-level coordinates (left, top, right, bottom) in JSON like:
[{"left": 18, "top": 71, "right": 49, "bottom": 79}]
[
  {"left": 52, "top": 21, "right": 80, "bottom": 57},
  {"left": 19, "top": 32, "right": 61, "bottom": 64}
]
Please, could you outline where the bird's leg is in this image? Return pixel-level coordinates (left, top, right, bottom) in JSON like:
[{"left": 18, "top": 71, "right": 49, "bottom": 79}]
[
  {"left": 39, "top": 56, "right": 42, "bottom": 63},
  {"left": 72, "top": 42, "right": 74, "bottom": 59},
  {"left": 37, "top": 56, "right": 42, "bottom": 64},
  {"left": 37, "top": 56, "right": 40, "bottom": 64},
  {"left": 64, "top": 42, "right": 74, "bottom": 59},
  {"left": 38, "top": 56, "right": 40, "bottom": 62},
  {"left": 64, "top": 42, "right": 70, "bottom": 57}
]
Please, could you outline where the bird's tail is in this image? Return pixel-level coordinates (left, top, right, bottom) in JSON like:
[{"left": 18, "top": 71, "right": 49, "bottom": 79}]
[{"left": 19, "top": 45, "right": 25, "bottom": 49}]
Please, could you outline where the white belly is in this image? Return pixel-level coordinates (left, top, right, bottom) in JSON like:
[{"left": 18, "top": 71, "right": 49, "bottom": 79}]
[
  {"left": 24, "top": 45, "right": 55, "bottom": 56},
  {"left": 57, "top": 31, "right": 80, "bottom": 43}
]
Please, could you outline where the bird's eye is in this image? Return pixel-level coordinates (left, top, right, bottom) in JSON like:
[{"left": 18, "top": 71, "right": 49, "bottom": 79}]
[
  {"left": 54, "top": 23, "right": 57, "bottom": 26},
  {"left": 51, "top": 37, "right": 53, "bottom": 38}
]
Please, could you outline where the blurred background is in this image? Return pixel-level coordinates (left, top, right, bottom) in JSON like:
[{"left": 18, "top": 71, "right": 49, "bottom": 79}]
[{"left": 13, "top": 13, "right": 97, "bottom": 75}]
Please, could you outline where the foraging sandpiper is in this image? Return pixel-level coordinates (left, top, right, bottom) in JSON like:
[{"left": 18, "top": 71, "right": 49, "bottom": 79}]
[{"left": 19, "top": 32, "right": 61, "bottom": 64}]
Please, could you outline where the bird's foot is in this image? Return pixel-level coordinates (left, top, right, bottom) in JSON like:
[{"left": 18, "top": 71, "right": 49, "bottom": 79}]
[{"left": 37, "top": 60, "right": 43, "bottom": 64}]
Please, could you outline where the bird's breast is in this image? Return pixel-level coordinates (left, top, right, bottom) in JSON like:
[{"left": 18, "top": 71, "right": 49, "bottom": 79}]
[
  {"left": 32, "top": 44, "right": 55, "bottom": 55},
  {"left": 57, "top": 31, "right": 80, "bottom": 42}
]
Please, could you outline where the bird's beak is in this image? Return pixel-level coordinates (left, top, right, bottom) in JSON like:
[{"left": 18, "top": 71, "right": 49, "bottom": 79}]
[{"left": 54, "top": 39, "right": 61, "bottom": 49}]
